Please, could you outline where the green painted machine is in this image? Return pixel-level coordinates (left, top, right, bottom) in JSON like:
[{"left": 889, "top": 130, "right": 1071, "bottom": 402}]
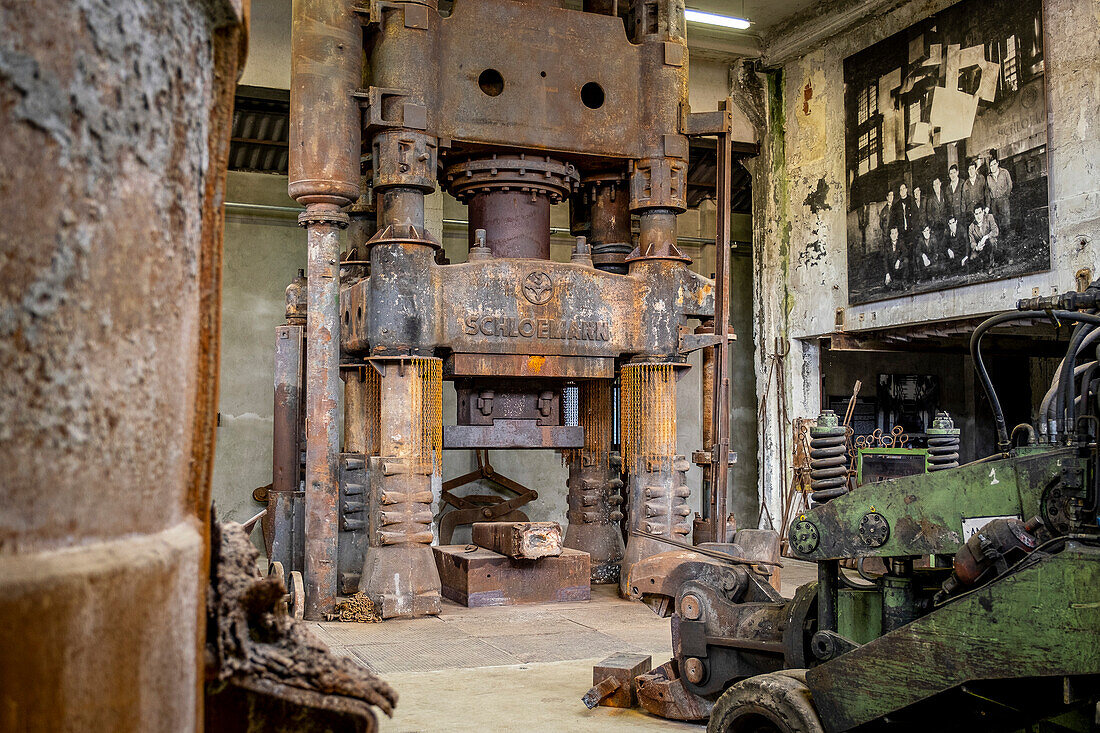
[{"left": 628, "top": 302, "right": 1100, "bottom": 732}]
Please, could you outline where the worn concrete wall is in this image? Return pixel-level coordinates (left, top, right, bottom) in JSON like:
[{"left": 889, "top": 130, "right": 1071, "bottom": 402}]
[
  {"left": 214, "top": 172, "right": 305, "bottom": 531},
  {"left": 0, "top": 0, "right": 245, "bottom": 729},
  {"left": 751, "top": 0, "right": 1100, "bottom": 525}
]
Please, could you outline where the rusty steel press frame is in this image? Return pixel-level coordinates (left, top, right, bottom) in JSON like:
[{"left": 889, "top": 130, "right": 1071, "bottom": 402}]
[{"left": 280, "top": 0, "right": 756, "bottom": 619}]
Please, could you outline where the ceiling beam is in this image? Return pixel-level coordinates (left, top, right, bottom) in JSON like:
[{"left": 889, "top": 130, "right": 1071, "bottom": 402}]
[{"left": 762, "top": 0, "right": 896, "bottom": 67}]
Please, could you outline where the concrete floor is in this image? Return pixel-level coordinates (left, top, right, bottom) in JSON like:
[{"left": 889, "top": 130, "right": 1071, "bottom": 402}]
[{"left": 308, "top": 560, "right": 819, "bottom": 732}]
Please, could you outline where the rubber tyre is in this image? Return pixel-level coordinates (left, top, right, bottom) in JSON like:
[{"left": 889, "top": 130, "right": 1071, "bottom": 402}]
[{"left": 707, "top": 671, "right": 825, "bottom": 733}]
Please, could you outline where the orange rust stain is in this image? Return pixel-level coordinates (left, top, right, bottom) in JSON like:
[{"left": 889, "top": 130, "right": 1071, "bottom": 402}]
[{"left": 527, "top": 355, "right": 546, "bottom": 373}]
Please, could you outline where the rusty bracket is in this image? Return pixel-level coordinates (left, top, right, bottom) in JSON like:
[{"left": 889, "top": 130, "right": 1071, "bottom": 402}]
[
  {"left": 678, "top": 330, "right": 735, "bottom": 354},
  {"left": 354, "top": 86, "right": 427, "bottom": 131},
  {"left": 682, "top": 109, "right": 731, "bottom": 137},
  {"left": 682, "top": 101, "right": 760, "bottom": 154}
]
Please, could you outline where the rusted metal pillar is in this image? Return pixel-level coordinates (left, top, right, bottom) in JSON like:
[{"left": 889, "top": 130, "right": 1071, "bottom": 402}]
[
  {"left": 360, "top": 358, "right": 443, "bottom": 617},
  {"left": 269, "top": 271, "right": 307, "bottom": 569},
  {"left": 360, "top": 0, "right": 444, "bottom": 616},
  {"left": 300, "top": 205, "right": 350, "bottom": 619},
  {"left": 619, "top": 362, "right": 691, "bottom": 595},
  {"left": 289, "top": 0, "right": 363, "bottom": 619},
  {"left": 564, "top": 381, "right": 626, "bottom": 583},
  {"left": 616, "top": 0, "right": 692, "bottom": 593},
  {"left": 0, "top": 0, "right": 246, "bottom": 728}
]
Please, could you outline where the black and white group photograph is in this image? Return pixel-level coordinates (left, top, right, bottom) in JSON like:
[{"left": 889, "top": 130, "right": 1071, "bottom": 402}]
[{"left": 844, "top": 0, "right": 1050, "bottom": 304}]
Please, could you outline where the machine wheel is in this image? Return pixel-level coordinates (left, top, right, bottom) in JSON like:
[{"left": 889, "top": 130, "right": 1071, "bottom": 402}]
[
  {"left": 707, "top": 671, "right": 824, "bottom": 733},
  {"left": 287, "top": 570, "right": 305, "bottom": 620}
]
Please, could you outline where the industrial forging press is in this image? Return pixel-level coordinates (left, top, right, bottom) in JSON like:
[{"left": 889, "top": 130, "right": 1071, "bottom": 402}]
[{"left": 268, "top": 0, "right": 757, "bottom": 620}]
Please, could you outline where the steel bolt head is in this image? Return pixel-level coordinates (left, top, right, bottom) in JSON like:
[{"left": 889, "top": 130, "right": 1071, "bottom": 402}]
[
  {"left": 680, "top": 593, "right": 702, "bottom": 620},
  {"left": 683, "top": 657, "right": 705, "bottom": 684}
]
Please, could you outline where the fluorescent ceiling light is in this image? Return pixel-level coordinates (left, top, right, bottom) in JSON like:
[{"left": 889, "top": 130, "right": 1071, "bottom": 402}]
[{"left": 685, "top": 9, "right": 751, "bottom": 30}]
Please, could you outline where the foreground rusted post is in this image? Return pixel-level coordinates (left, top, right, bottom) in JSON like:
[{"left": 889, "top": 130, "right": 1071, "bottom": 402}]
[{"left": 0, "top": 0, "right": 247, "bottom": 727}]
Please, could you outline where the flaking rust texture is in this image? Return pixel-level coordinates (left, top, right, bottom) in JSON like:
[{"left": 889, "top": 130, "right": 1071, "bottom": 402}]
[
  {"left": 0, "top": 0, "right": 246, "bottom": 729},
  {"left": 0, "top": 0, "right": 230, "bottom": 549}
]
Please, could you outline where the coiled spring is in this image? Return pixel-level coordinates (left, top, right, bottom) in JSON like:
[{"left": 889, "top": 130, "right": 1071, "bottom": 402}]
[
  {"left": 927, "top": 412, "right": 961, "bottom": 471},
  {"left": 809, "top": 417, "right": 849, "bottom": 504}
]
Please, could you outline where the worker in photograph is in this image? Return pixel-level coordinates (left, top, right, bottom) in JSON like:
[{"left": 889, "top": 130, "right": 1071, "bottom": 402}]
[
  {"left": 883, "top": 225, "right": 908, "bottom": 285},
  {"left": 911, "top": 185, "right": 927, "bottom": 243},
  {"left": 963, "top": 158, "right": 988, "bottom": 215},
  {"left": 946, "top": 163, "right": 965, "bottom": 223},
  {"left": 916, "top": 224, "right": 936, "bottom": 277},
  {"left": 943, "top": 214, "right": 967, "bottom": 269},
  {"left": 879, "top": 189, "right": 895, "bottom": 246},
  {"left": 891, "top": 182, "right": 915, "bottom": 246},
  {"left": 967, "top": 203, "right": 1000, "bottom": 272},
  {"left": 987, "top": 155, "right": 1014, "bottom": 237},
  {"left": 927, "top": 176, "right": 948, "bottom": 236}
]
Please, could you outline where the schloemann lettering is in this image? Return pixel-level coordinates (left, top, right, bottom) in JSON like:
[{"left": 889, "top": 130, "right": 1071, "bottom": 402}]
[{"left": 463, "top": 315, "right": 611, "bottom": 341}]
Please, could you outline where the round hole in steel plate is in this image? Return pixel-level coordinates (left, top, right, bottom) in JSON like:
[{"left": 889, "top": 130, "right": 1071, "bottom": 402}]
[
  {"left": 581, "top": 81, "right": 605, "bottom": 109},
  {"left": 478, "top": 68, "right": 504, "bottom": 96}
]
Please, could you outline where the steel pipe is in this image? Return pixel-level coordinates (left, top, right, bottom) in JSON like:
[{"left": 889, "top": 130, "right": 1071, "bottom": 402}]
[{"left": 301, "top": 205, "right": 349, "bottom": 620}]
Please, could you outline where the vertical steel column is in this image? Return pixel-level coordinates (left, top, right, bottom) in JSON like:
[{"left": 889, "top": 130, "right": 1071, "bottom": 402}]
[
  {"left": 300, "top": 205, "right": 350, "bottom": 619},
  {"left": 288, "top": 0, "right": 362, "bottom": 619},
  {"left": 564, "top": 381, "right": 625, "bottom": 583},
  {"left": 360, "top": 358, "right": 443, "bottom": 617},
  {"left": 711, "top": 100, "right": 734, "bottom": 543}
]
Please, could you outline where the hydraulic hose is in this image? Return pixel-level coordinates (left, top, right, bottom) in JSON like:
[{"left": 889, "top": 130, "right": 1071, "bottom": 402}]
[
  {"left": 1059, "top": 320, "right": 1097, "bottom": 439},
  {"left": 972, "top": 310, "right": 1100, "bottom": 451},
  {"left": 971, "top": 310, "right": 1045, "bottom": 451},
  {"left": 1044, "top": 359, "right": 1099, "bottom": 437}
]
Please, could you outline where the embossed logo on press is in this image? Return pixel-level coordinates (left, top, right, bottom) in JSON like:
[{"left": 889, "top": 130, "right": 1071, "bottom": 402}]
[{"left": 522, "top": 271, "right": 553, "bottom": 305}]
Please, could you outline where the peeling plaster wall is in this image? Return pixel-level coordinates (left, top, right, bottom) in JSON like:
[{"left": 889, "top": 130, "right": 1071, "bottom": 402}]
[{"left": 752, "top": 0, "right": 1100, "bottom": 526}]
